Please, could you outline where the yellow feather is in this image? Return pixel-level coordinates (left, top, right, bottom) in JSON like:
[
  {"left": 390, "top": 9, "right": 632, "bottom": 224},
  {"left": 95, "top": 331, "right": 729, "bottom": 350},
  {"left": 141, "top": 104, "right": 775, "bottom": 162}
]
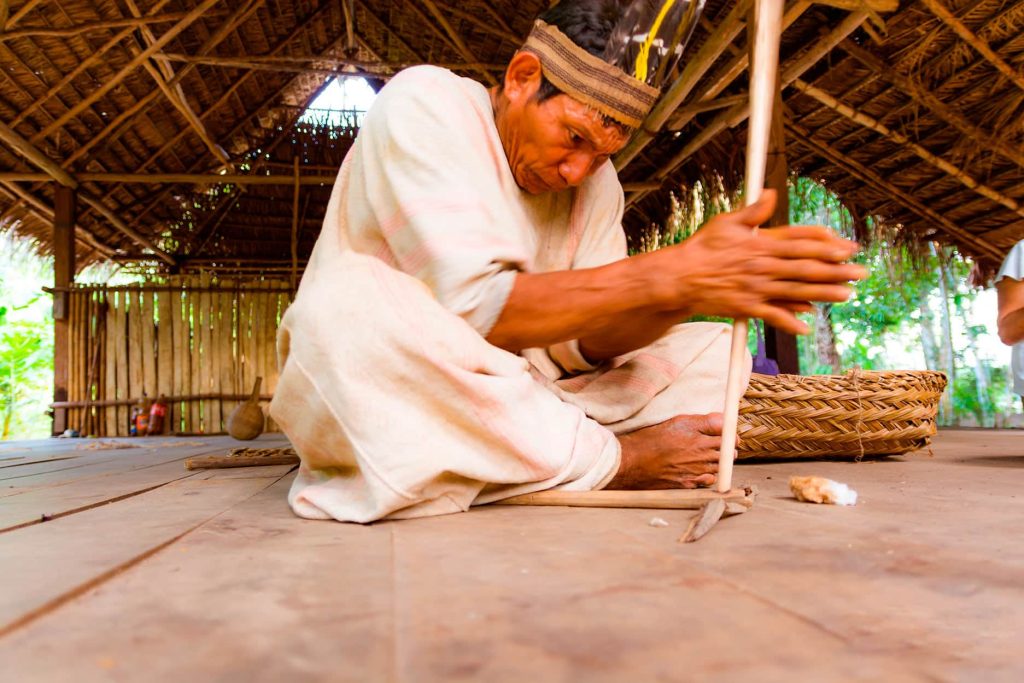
[{"left": 634, "top": 0, "right": 678, "bottom": 81}]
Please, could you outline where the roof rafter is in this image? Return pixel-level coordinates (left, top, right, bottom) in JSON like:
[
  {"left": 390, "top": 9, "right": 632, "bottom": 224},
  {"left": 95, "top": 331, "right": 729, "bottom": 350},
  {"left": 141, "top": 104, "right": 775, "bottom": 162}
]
[
  {"left": 786, "top": 120, "right": 1001, "bottom": 260},
  {"left": 626, "top": 8, "right": 870, "bottom": 209},
  {"left": 30, "top": 0, "right": 221, "bottom": 145},
  {"left": 920, "top": 0, "right": 1024, "bottom": 95},
  {"left": 790, "top": 78, "right": 1024, "bottom": 221}
]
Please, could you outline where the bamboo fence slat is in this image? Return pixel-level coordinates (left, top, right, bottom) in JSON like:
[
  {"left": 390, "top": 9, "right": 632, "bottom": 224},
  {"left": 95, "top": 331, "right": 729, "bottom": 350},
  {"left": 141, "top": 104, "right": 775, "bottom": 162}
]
[
  {"left": 208, "top": 280, "right": 223, "bottom": 433},
  {"left": 103, "top": 291, "right": 115, "bottom": 437},
  {"left": 156, "top": 288, "right": 173, "bottom": 402},
  {"left": 128, "top": 288, "right": 145, "bottom": 408},
  {"left": 142, "top": 289, "right": 157, "bottom": 400},
  {"left": 187, "top": 278, "right": 201, "bottom": 431},
  {"left": 113, "top": 291, "right": 129, "bottom": 435},
  {"left": 170, "top": 277, "right": 185, "bottom": 432}
]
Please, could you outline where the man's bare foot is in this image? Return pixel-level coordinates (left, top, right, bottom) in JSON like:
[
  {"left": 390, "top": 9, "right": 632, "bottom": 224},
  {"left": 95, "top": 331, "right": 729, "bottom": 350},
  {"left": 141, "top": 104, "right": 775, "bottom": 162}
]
[{"left": 606, "top": 414, "right": 724, "bottom": 490}]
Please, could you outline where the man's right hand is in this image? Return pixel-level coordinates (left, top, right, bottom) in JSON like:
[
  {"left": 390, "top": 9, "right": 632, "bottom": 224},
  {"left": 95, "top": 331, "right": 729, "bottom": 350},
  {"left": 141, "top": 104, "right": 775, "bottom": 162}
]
[{"left": 638, "top": 189, "right": 867, "bottom": 334}]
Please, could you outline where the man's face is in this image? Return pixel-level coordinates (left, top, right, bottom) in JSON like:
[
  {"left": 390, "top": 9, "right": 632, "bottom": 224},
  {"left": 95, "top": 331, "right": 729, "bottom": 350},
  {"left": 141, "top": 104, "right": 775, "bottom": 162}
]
[{"left": 501, "top": 92, "right": 631, "bottom": 195}]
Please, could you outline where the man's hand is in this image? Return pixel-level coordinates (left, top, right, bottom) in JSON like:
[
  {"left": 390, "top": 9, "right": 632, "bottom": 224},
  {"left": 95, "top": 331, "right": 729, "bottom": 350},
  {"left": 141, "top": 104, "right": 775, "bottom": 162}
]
[{"left": 637, "top": 189, "right": 867, "bottom": 334}]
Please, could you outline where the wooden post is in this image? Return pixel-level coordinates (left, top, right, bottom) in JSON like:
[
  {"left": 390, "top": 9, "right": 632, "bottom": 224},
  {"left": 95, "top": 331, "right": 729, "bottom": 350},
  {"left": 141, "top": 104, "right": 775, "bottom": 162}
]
[
  {"left": 52, "top": 186, "right": 76, "bottom": 436},
  {"left": 291, "top": 156, "right": 299, "bottom": 292},
  {"left": 764, "top": 87, "right": 799, "bottom": 374}
]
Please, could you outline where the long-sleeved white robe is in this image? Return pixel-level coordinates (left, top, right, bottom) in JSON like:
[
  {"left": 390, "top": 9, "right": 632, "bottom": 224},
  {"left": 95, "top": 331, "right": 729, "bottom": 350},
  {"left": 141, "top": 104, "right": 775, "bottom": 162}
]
[{"left": 270, "top": 66, "right": 751, "bottom": 522}]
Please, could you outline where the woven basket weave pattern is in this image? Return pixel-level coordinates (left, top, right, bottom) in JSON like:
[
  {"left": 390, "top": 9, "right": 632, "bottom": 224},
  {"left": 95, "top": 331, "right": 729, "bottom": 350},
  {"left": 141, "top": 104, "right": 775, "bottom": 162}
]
[{"left": 736, "top": 370, "right": 948, "bottom": 459}]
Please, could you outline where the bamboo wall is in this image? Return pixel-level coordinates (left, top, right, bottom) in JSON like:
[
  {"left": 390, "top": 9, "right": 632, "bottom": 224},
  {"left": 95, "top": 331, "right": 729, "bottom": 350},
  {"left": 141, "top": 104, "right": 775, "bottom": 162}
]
[{"left": 63, "top": 276, "right": 291, "bottom": 437}]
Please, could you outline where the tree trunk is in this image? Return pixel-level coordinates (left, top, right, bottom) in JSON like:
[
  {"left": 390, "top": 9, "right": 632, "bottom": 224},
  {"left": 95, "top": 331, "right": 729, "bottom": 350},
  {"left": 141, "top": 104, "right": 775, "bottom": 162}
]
[
  {"left": 918, "top": 302, "right": 938, "bottom": 372},
  {"left": 814, "top": 303, "right": 841, "bottom": 374},
  {"left": 933, "top": 244, "right": 957, "bottom": 426}
]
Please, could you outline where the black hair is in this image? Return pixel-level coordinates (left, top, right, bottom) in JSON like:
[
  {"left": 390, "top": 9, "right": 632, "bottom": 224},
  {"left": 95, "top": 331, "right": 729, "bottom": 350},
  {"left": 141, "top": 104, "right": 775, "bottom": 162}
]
[{"left": 533, "top": 0, "right": 625, "bottom": 103}]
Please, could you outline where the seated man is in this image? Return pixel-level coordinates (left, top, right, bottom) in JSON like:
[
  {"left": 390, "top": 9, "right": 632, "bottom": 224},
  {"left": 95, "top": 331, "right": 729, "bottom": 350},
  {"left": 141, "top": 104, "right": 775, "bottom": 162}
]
[{"left": 270, "top": 0, "right": 864, "bottom": 522}]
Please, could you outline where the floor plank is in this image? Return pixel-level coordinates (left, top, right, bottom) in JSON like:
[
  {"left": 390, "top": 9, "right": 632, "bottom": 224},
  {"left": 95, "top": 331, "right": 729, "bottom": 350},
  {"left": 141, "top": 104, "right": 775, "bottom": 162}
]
[
  {"left": 0, "top": 429, "right": 1021, "bottom": 681},
  {"left": 0, "top": 468, "right": 290, "bottom": 633}
]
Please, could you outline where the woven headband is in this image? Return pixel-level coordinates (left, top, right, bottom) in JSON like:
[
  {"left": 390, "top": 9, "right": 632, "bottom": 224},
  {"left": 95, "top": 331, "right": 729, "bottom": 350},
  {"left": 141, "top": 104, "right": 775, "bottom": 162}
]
[{"left": 521, "top": 20, "right": 660, "bottom": 128}]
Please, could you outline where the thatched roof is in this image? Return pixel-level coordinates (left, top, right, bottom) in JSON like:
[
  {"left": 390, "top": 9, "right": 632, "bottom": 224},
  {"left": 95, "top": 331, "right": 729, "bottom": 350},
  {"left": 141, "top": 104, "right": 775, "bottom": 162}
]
[{"left": 0, "top": 0, "right": 1021, "bottom": 274}]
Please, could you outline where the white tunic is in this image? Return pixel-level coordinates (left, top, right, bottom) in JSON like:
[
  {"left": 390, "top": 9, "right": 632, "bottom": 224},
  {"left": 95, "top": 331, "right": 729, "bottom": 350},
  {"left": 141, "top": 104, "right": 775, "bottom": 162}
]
[{"left": 270, "top": 66, "right": 747, "bottom": 522}]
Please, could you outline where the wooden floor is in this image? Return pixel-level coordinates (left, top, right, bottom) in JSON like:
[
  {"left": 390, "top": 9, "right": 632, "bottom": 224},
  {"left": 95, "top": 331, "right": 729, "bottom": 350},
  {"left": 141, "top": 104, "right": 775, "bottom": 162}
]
[{"left": 1, "top": 430, "right": 1022, "bottom": 682}]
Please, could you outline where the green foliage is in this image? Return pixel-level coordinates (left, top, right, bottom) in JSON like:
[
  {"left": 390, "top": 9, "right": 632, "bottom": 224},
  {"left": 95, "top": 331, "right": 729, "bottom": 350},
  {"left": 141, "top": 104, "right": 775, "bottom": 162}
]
[{"left": 0, "top": 234, "right": 55, "bottom": 439}]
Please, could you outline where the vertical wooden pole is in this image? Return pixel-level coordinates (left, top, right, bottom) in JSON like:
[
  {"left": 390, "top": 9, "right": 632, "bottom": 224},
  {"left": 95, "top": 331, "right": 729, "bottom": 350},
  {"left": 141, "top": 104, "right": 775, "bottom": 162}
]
[
  {"left": 764, "top": 87, "right": 799, "bottom": 374},
  {"left": 717, "top": 0, "right": 784, "bottom": 493},
  {"left": 291, "top": 156, "right": 300, "bottom": 292},
  {"left": 52, "top": 186, "right": 75, "bottom": 436}
]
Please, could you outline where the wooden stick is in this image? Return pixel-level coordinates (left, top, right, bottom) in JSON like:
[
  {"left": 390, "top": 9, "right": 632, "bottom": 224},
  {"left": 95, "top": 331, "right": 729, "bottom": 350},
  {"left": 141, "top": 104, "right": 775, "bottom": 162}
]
[
  {"left": 185, "top": 454, "right": 299, "bottom": 470},
  {"left": 717, "top": 0, "right": 785, "bottom": 494},
  {"left": 493, "top": 487, "right": 754, "bottom": 510}
]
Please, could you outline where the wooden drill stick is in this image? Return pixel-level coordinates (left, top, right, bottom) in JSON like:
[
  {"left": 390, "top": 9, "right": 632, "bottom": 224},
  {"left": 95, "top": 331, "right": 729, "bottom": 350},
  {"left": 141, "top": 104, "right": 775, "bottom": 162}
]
[{"left": 717, "top": 0, "right": 785, "bottom": 493}]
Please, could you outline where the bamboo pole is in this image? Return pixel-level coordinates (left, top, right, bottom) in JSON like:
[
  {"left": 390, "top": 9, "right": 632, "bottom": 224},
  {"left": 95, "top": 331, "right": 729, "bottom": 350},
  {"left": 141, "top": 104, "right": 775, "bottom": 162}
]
[{"left": 718, "top": 0, "right": 785, "bottom": 494}]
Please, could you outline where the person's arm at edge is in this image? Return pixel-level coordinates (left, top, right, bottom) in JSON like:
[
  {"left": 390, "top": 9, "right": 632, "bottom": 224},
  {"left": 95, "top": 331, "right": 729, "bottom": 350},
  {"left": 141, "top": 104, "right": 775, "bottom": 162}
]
[{"left": 996, "top": 278, "right": 1024, "bottom": 345}]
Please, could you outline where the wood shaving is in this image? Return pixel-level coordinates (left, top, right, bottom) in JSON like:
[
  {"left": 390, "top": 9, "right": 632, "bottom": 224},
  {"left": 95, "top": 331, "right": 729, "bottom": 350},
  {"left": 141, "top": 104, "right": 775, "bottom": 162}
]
[{"left": 789, "top": 476, "right": 858, "bottom": 506}]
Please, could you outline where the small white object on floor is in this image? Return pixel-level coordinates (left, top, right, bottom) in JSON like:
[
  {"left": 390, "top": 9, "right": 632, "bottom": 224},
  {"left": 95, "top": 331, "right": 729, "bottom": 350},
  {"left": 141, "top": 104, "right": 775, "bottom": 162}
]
[
  {"left": 648, "top": 517, "right": 670, "bottom": 527},
  {"left": 789, "top": 476, "right": 858, "bottom": 506}
]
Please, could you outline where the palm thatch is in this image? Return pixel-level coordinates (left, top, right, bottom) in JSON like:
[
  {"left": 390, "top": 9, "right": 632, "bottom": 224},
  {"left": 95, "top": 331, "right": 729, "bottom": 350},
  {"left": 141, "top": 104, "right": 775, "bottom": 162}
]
[{"left": 0, "top": 0, "right": 1021, "bottom": 275}]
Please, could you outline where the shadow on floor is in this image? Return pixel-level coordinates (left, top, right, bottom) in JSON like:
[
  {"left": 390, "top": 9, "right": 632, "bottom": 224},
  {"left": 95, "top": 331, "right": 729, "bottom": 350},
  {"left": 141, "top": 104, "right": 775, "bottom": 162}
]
[{"left": 952, "top": 455, "right": 1024, "bottom": 468}]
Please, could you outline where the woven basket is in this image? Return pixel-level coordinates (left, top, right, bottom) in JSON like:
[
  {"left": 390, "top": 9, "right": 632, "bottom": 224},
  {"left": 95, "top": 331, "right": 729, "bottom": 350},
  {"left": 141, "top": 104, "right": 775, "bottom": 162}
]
[{"left": 736, "top": 370, "right": 947, "bottom": 460}]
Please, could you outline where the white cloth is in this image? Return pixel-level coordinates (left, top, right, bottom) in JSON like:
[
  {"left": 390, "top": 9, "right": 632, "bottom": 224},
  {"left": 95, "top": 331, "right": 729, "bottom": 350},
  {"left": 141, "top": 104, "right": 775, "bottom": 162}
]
[
  {"left": 995, "top": 240, "right": 1024, "bottom": 394},
  {"left": 270, "top": 66, "right": 749, "bottom": 522}
]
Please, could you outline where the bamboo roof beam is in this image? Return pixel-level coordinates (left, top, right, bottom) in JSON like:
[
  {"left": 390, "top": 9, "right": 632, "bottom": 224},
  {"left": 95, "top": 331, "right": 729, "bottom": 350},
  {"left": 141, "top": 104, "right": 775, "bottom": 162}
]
[
  {"left": 8, "top": 1, "right": 173, "bottom": 130},
  {"left": 614, "top": 0, "right": 754, "bottom": 170},
  {"left": 663, "top": 0, "right": 812, "bottom": 134},
  {"left": 30, "top": 0, "right": 221, "bottom": 144},
  {"left": 154, "top": 54, "right": 504, "bottom": 75},
  {"left": 124, "top": 3, "right": 362, "bottom": 234},
  {"left": 478, "top": 0, "right": 518, "bottom": 40},
  {"left": 920, "top": 0, "right": 1024, "bottom": 95},
  {"left": 839, "top": 39, "right": 1024, "bottom": 170},
  {"left": 0, "top": 181, "right": 113, "bottom": 257},
  {"left": 58, "top": 0, "right": 261, "bottom": 171},
  {"left": 0, "top": 12, "right": 208, "bottom": 42},
  {"left": 790, "top": 78, "right": 1024, "bottom": 221},
  {"left": 433, "top": 2, "right": 520, "bottom": 45},
  {"left": 0, "top": 117, "right": 175, "bottom": 263},
  {"left": 786, "top": 121, "right": 1002, "bottom": 260},
  {"left": 2, "top": 0, "right": 43, "bottom": 30},
  {"left": 416, "top": 0, "right": 497, "bottom": 86},
  {"left": 123, "top": 11, "right": 351, "bottom": 238},
  {"left": 0, "top": 173, "right": 338, "bottom": 184},
  {"left": 789, "top": 0, "right": 997, "bottom": 151},
  {"left": 123, "top": 0, "right": 231, "bottom": 167},
  {"left": 626, "top": 8, "right": 870, "bottom": 209},
  {"left": 61, "top": 0, "right": 267, "bottom": 243},
  {"left": 354, "top": 0, "right": 428, "bottom": 65},
  {"left": 982, "top": 220, "right": 1024, "bottom": 245}
]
